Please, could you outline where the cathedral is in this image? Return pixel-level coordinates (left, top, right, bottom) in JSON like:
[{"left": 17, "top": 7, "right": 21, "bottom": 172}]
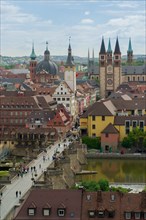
[{"left": 88, "top": 37, "right": 146, "bottom": 98}]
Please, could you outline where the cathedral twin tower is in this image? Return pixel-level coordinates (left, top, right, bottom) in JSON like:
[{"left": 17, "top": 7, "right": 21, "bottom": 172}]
[{"left": 89, "top": 37, "right": 133, "bottom": 98}]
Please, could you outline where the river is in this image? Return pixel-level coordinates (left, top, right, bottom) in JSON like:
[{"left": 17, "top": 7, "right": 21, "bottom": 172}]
[{"left": 76, "top": 158, "right": 146, "bottom": 183}]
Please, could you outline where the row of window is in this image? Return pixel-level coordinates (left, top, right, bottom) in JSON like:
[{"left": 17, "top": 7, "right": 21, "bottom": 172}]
[
  {"left": 87, "top": 211, "right": 146, "bottom": 219},
  {"left": 1, "top": 111, "right": 28, "bottom": 116},
  {"left": 127, "top": 76, "right": 145, "bottom": 81},
  {"left": 88, "top": 210, "right": 115, "bottom": 218},
  {"left": 54, "top": 97, "right": 70, "bottom": 101},
  {"left": 125, "top": 211, "right": 146, "bottom": 219},
  {"left": 1, "top": 105, "right": 33, "bottom": 108},
  {"left": 28, "top": 208, "right": 66, "bottom": 217},
  {"left": 92, "top": 116, "right": 105, "bottom": 121},
  {"left": 125, "top": 120, "right": 144, "bottom": 134},
  {"left": 1, "top": 119, "right": 27, "bottom": 124}
]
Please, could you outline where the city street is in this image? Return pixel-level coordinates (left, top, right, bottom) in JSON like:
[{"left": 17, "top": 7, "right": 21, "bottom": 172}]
[{"left": 0, "top": 140, "right": 69, "bottom": 220}]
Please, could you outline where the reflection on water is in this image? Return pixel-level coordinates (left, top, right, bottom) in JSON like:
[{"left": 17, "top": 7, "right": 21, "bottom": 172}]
[{"left": 76, "top": 159, "right": 146, "bottom": 183}]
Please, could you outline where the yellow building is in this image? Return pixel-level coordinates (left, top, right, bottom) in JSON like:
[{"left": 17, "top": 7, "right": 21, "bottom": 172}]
[{"left": 80, "top": 93, "right": 146, "bottom": 146}]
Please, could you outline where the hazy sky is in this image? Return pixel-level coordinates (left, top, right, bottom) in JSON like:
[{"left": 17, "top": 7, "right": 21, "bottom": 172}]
[{"left": 1, "top": 0, "right": 145, "bottom": 57}]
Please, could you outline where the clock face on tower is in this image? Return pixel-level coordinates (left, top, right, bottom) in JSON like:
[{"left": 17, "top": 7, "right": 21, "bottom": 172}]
[
  {"left": 107, "top": 79, "right": 113, "bottom": 85},
  {"left": 107, "top": 65, "right": 112, "bottom": 72}
]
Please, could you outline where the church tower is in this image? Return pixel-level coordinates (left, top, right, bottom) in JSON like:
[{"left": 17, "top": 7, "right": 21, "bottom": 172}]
[
  {"left": 64, "top": 38, "right": 76, "bottom": 93},
  {"left": 99, "top": 37, "right": 106, "bottom": 98},
  {"left": 127, "top": 38, "right": 133, "bottom": 64},
  {"left": 105, "top": 38, "right": 114, "bottom": 97},
  {"left": 29, "top": 43, "right": 37, "bottom": 82},
  {"left": 99, "top": 37, "right": 122, "bottom": 98},
  {"left": 113, "top": 37, "right": 122, "bottom": 93}
]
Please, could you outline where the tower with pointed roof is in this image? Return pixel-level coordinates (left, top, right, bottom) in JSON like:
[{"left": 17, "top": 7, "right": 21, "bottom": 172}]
[
  {"left": 127, "top": 38, "right": 133, "bottom": 64},
  {"left": 88, "top": 48, "right": 96, "bottom": 76},
  {"left": 64, "top": 38, "right": 76, "bottom": 93},
  {"left": 99, "top": 37, "right": 122, "bottom": 98},
  {"left": 29, "top": 42, "right": 37, "bottom": 82},
  {"left": 99, "top": 37, "right": 106, "bottom": 98}
]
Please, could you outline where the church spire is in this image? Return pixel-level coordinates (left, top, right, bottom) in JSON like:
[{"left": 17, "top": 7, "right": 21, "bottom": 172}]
[
  {"left": 114, "top": 37, "right": 121, "bottom": 54},
  {"left": 66, "top": 37, "right": 75, "bottom": 67},
  {"left": 107, "top": 38, "right": 112, "bottom": 53},
  {"left": 127, "top": 38, "right": 133, "bottom": 52},
  {"left": 30, "top": 42, "right": 36, "bottom": 60},
  {"left": 44, "top": 41, "right": 50, "bottom": 60},
  {"left": 99, "top": 37, "right": 106, "bottom": 54},
  {"left": 127, "top": 38, "right": 133, "bottom": 64}
]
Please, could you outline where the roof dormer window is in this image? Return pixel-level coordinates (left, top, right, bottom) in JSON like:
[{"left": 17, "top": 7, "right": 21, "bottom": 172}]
[
  {"left": 42, "top": 208, "right": 51, "bottom": 216},
  {"left": 88, "top": 210, "right": 96, "bottom": 218},
  {"left": 27, "top": 202, "right": 37, "bottom": 216},
  {"left": 57, "top": 209, "right": 65, "bottom": 217},
  {"left": 28, "top": 208, "right": 36, "bottom": 216}
]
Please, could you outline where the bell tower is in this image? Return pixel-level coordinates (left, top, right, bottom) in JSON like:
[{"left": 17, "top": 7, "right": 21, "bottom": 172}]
[
  {"left": 64, "top": 38, "right": 76, "bottom": 93},
  {"left": 29, "top": 43, "right": 37, "bottom": 82},
  {"left": 113, "top": 37, "right": 122, "bottom": 92},
  {"left": 99, "top": 37, "right": 106, "bottom": 98},
  {"left": 105, "top": 38, "right": 114, "bottom": 97}
]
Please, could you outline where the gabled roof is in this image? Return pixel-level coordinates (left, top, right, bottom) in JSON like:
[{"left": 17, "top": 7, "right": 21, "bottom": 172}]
[
  {"left": 80, "top": 101, "right": 114, "bottom": 118},
  {"left": 14, "top": 189, "right": 82, "bottom": 220},
  {"left": 101, "top": 123, "right": 119, "bottom": 134}
]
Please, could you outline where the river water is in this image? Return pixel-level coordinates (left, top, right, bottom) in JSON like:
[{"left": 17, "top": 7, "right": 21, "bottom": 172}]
[{"left": 76, "top": 158, "right": 146, "bottom": 184}]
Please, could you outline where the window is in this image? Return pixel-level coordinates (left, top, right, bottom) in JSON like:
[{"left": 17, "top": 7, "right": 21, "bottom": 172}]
[
  {"left": 115, "top": 55, "right": 119, "bottom": 60},
  {"left": 111, "top": 194, "right": 115, "bottom": 201},
  {"left": 135, "top": 212, "right": 140, "bottom": 219},
  {"left": 132, "top": 120, "right": 137, "bottom": 129},
  {"left": 28, "top": 208, "right": 36, "bottom": 216},
  {"left": 66, "top": 104, "right": 69, "bottom": 107},
  {"left": 125, "top": 120, "right": 130, "bottom": 134},
  {"left": 108, "top": 211, "right": 115, "bottom": 218},
  {"left": 88, "top": 210, "right": 96, "bottom": 218},
  {"left": 139, "top": 121, "right": 144, "bottom": 131},
  {"left": 58, "top": 98, "right": 60, "bottom": 101},
  {"left": 101, "top": 55, "right": 104, "bottom": 60},
  {"left": 92, "top": 133, "right": 96, "bottom": 137},
  {"left": 125, "top": 212, "right": 131, "bottom": 219},
  {"left": 43, "top": 208, "right": 50, "bottom": 216},
  {"left": 62, "top": 98, "right": 65, "bottom": 101},
  {"left": 57, "top": 209, "right": 65, "bottom": 217},
  {"left": 92, "top": 116, "right": 95, "bottom": 121},
  {"left": 92, "top": 125, "right": 95, "bottom": 129},
  {"left": 105, "top": 133, "right": 109, "bottom": 138},
  {"left": 61, "top": 87, "right": 63, "bottom": 90},
  {"left": 67, "top": 98, "right": 70, "bottom": 101},
  {"left": 97, "top": 211, "right": 105, "bottom": 218},
  {"left": 102, "top": 116, "right": 105, "bottom": 121}
]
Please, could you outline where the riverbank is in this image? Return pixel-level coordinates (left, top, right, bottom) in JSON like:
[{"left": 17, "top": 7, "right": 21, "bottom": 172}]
[{"left": 86, "top": 152, "right": 146, "bottom": 159}]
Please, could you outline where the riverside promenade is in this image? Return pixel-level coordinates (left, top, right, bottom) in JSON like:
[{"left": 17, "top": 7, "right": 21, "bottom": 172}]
[{"left": 0, "top": 140, "right": 69, "bottom": 220}]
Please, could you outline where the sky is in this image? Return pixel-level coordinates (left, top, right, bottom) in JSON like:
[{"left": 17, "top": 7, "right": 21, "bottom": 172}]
[{"left": 1, "top": 0, "right": 145, "bottom": 57}]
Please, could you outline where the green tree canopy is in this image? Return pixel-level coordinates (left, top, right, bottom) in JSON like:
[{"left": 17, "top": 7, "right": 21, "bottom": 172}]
[
  {"left": 82, "top": 136, "right": 101, "bottom": 150},
  {"left": 121, "top": 128, "right": 146, "bottom": 149}
]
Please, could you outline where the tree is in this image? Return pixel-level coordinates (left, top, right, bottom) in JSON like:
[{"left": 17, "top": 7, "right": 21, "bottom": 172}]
[
  {"left": 121, "top": 128, "right": 146, "bottom": 150},
  {"left": 98, "top": 179, "right": 109, "bottom": 191},
  {"left": 82, "top": 136, "right": 101, "bottom": 150}
]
